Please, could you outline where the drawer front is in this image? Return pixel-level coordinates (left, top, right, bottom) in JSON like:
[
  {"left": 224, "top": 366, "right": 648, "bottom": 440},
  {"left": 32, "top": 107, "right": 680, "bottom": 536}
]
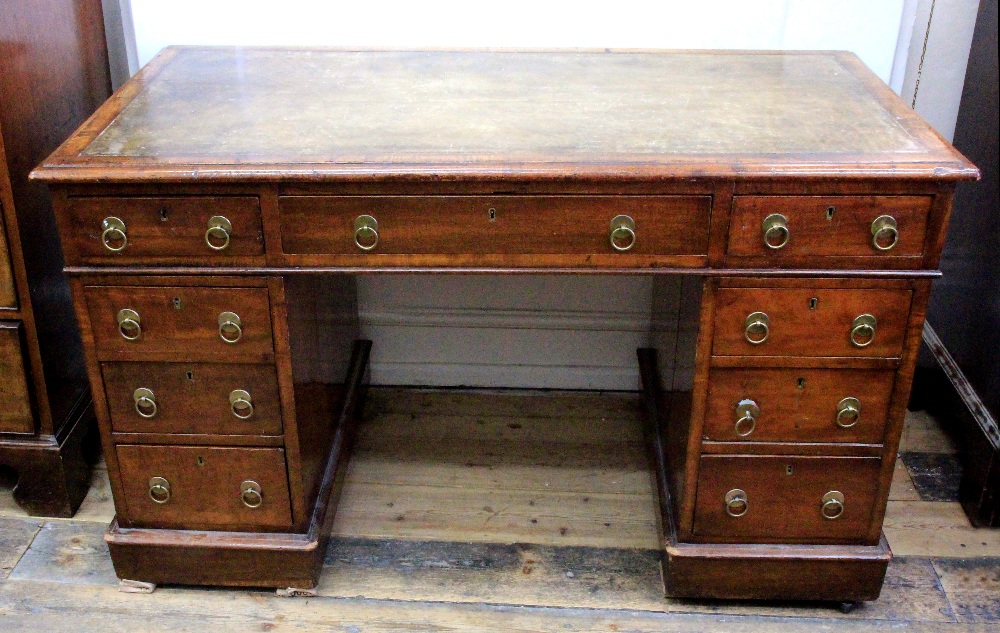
[
  {"left": 65, "top": 196, "right": 263, "bottom": 263},
  {"left": 727, "top": 195, "right": 931, "bottom": 260},
  {"left": 85, "top": 285, "right": 274, "bottom": 359},
  {"left": 1, "top": 221, "right": 15, "bottom": 308},
  {"left": 704, "top": 368, "right": 895, "bottom": 444},
  {"left": 116, "top": 444, "right": 293, "bottom": 530},
  {"left": 279, "top": 195, "right": 711, "bottom": 257},
  {"left": 712, "top": 287, "right": 912, "bottom": 358},
  {"left": 694, "top": 455, "right": 881, "bottom": 543},
  {"left": 102, "top": 362, "right": 282, "bottom": 436},
  {"left": 0, "top": 322, "right": 33, "bottom": 434}
]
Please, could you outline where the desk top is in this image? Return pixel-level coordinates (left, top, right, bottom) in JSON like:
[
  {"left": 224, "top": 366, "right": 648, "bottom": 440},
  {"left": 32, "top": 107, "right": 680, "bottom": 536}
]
[{"left": 34, "top": 48, "right": 976, "bottom": 183}]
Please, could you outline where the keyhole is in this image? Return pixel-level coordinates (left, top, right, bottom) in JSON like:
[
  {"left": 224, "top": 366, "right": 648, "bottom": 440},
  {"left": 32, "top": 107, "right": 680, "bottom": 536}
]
[
  {"left": 160, "top": 208, "right": 169, "bottom": 221},
  {"left": 488, "top": 208, "right": 497, "bottom": 222},
  {"left": 797, "top": 377, "right": 806, "bottom": 389},
  {"left": 173, "top": 297, "right": 182, "bottom": 310},
  {"left": 826, "top": 206, "right": 835, "bottom": 220},
  {"left": 197, "top": 456, "right": 205, "bottom": 467},
  {"left": 786, "top": 465, "right": 793, "bottom": 475},
  {"left": 186, "top": 371, "right": 194, "bottom": 381},
  {"left": 809, "top": 297, "right": 819, "bottom": 310}
]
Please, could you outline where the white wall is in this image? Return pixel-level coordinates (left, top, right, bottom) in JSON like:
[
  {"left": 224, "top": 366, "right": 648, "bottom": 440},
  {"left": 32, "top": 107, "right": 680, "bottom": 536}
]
[{"left": 113, "top": 1, "right": 971, "bottom": 389}]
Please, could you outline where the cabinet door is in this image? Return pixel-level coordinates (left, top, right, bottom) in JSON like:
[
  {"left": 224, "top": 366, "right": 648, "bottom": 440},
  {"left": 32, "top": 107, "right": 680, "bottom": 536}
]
[{"left": 0, "top": 322, "right": 34, "bottom": 434}]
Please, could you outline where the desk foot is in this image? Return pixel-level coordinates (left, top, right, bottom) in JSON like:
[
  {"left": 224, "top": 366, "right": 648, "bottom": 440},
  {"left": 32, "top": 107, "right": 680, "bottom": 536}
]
[
  {"left": 119, "top": 579, "right": 156, "bottom": 594},
  {"left": 838, "top": 601, "right": 861, "bottom": 614}
]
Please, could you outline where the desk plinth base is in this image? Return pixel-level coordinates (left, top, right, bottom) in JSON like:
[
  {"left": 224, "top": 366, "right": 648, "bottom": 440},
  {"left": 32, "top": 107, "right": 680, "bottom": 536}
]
[
  {"left": 637, "top": 348, "right": 891, "bottom": 603},
  {"left": 105, "top": 340, "right": 371, "bottom": 589}
]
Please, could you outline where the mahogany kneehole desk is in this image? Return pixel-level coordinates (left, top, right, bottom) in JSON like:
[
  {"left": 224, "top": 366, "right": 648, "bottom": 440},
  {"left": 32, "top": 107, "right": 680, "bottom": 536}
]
[{"left": 32, "top": 48, "right": 978, "bottom": 602}]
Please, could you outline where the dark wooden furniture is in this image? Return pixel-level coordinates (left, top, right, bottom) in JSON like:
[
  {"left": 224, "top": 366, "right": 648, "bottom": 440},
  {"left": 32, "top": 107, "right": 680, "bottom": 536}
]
[
  {"left": 0, "top": 0, "right": 110, "bottom": 516},
  {"left": 914, "top": 0, "right": 999, "bottom": 527},
  {"left": 33, "top": 48, "right": 976, "bottom": 600}
]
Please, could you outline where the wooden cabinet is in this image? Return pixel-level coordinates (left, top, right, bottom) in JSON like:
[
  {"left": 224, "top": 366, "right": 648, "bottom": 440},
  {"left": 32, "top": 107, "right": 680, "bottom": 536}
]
[
  {"left": 33, "top": 48, "right": 975, "bottom": 601},
  {"left": 0, "top": 0, "right": 110, "bottom": 516}
]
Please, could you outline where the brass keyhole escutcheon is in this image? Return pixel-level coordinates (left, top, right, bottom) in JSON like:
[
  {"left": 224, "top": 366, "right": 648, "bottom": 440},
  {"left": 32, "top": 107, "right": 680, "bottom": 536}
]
[
  {"left": 809, "top": 297, "right": 819, "bottom": 310},
  {"left": 826, "top": 206, "right": 836, "bottom": 221}
]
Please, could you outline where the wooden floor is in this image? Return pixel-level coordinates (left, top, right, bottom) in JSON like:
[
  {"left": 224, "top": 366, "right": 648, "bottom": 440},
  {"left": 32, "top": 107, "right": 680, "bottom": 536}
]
[{"left": 1, "top": 388, "right": 998, "bottom": 632}]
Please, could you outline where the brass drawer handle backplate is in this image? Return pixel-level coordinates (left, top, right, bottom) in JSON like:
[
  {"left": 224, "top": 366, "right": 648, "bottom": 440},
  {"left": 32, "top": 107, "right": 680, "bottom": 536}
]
[
  {"left": 609, "top": 214, "right": 637, "bottom": 252},
  {"left": 871, "top": 215, "right": 899, "bottom": 251},
  {"left": 218, "top": 311, "right": 243, "bottom": 344},
  {"left": 240, "top": 480, "right": 263, "bottom": 508},
  {"left": 725, "top": 488, "right": 749, "bottom": 517},
  {"left": 836, "top": 397, "right": 861, "bottom": 428},
  {"left": 744, "top": 312, "right": 770, "bottom": 345},
  {"left": 762, "top": 213, "right": 790, "bottom": 249},
  {"left": 354, "top": 215, "right": 379, "bottom": 251},
  {"left": 133, "top": 387, "right": 157, "bottom": 418},
  {"left": 850, "top": 314, "right": 877, "bottom": 348},
  {"left": 734, "top": 398, "right": 760, "bottom": 437},
  {"left": 205, "top": 215, "right": 233, "bottom": 251},
  {"left": 101, "top": 216, "right": 128, "bottom": 252},
  {"left": 148, "top": 476, "right": 171, "bottom": 504},
  {"left": 229, "top": 389, "right": 254, "bottom": 419},
  {"left": 821, "top": 490, "right": 845, "bottom": 520},
  {"left": 116, "top": 308, "right": 142, "bottom": 341}
]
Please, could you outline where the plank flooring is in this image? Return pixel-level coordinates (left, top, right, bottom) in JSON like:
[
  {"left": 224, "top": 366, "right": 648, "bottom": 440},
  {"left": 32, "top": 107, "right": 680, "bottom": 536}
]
[{"left": 1, "top": 388, "right": 998, "bottom": 632}]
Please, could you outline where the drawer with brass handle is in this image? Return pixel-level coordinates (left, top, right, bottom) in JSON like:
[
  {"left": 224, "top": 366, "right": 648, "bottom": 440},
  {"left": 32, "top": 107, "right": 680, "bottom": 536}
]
[
  {"left": 84, "top": 285, "right": 274, "bottom": 359},
  {"left": 692, "top": 454, "right": 881, "bottom": 543},
  {"left": 278, "top": 195, "right": 711, "bottom": 261},
  {"left": 712, "top": 287, "right": 912, "bottom": 358},
  {"left": 101, "top": 362, "right": 283, "bottom": 437},
  {"left": 62, "top": 195, "right": 264, "bottom": 264},
  {"left": 703, "top": 368, "right": 895, "bottom": 444},
  {"left": 115, "top": 444, "right": 293, "bottom": 530},
  {"left": 726, "top": 195, "right": 931, "bottom": 264}
]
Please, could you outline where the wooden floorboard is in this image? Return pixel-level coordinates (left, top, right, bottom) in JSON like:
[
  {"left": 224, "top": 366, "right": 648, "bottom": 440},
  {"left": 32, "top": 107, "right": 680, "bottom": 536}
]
[{"left": 0, "top": 388, "right": 998, "bottom": 631}]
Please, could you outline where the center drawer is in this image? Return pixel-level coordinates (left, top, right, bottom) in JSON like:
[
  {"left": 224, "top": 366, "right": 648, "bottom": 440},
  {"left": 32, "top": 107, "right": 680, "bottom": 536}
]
[
  {"left": 85, "top": 285, "right": 274, "bottom": 359},
  {"left": 279, "top": 195, "right": 711, "bottom": 257},
  {"left": 102, "top": 362, "right": 282, "bottom": 437},
  {"left": 116, "top": 444, "right": 293, "bottom": 530}
]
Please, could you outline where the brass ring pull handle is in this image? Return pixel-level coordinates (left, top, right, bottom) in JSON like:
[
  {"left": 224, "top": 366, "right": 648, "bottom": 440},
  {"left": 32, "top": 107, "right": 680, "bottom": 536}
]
[
  {"left": 218, "top": 311, "right": 242, "bottom": 344},
  {"left": 101, "top": 217, "right": 128, "bottom": 252},
  {"left": 744, "top": 312, "right": 770, "bottom": 345},
  {"left": 762, "top": 213, "right": 790, "bottom": 250},
  {"left": 205, "top": 215, "right": 233, "bottom": 251},
  {"left": 148, "top": 476, "right": 171, "bottom": 504},
  {"left": 240, "top": 480, "right": 263, "bottom": 508},
  {"left": 609, "top": 215, "right": 637, "bottom": 252},
  {"left": 354, "top": 215, "right": 379, "bottom": 251},
  {"left": 850, "top": 314, "right": 877, "bottom": 348},
  {"left": 734, "top": 399, "right": 760, "bottom": 437},
  {"left": 871, "top": 215, "right": 899, "bottom": 251},
  {"left": 725, "top": 488, "right": 749, "bottom": 517},
  {"left": 821, "top": 491, "right": 845, "bottom": 520},
  {"left": 229, "top": 389, "right": 254, "bottom": 419},
  {"left": 133, "top": 387, "right": 158, "bottom": 418},
  {"left": 116, "top": 308, "right": 142, "bottom": 341},
  {"left": 836, "top": 397, "right": 861, "bottom": 429}
]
